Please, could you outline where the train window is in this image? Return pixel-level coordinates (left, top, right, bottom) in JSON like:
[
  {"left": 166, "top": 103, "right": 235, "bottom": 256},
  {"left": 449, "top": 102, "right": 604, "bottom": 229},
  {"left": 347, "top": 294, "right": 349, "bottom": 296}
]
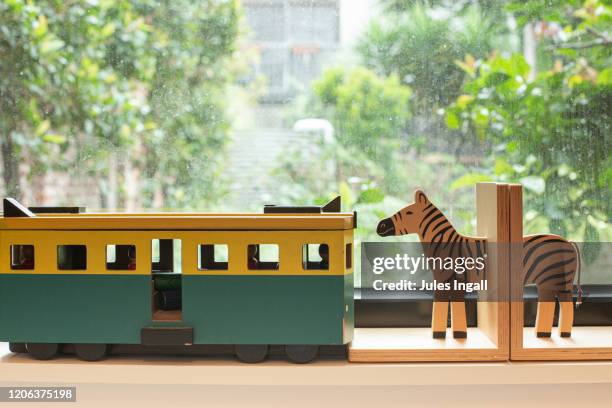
[
  {"left": 247, "top": 244, "right": 279, "bottom": 270},
  {"left": 198, "top": 244, "right": 228, "bottom": 270},
  {"left": 302, "top": 244, "right": 329, "bottom": 270},
  {"left": 151, "top": 239, "right": 181, "bottom": 273},
  {"left": 57, "top": 245, "right": 87, "bottom": 270},
  {"left": 345, "top": 243, "right": 352, "bottom": 269},
  {"left": 10, "top": 244, "right": 34, "bottom": 270},
  {"left": 106, "top": 245, "right": 137, "bottom": 270}
]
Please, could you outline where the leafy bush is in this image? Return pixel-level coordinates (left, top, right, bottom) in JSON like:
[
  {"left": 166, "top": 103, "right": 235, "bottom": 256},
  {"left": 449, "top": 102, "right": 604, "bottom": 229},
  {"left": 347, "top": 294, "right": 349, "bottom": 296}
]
[
  {"left": 311, "top": 66, "right": 412, "bottom": 195},
  {"left": 444, "top": 0, "right": 611, "bottom": 240},
  {"left": 0, "top": 0, "right": 240, "bottom": 208}
]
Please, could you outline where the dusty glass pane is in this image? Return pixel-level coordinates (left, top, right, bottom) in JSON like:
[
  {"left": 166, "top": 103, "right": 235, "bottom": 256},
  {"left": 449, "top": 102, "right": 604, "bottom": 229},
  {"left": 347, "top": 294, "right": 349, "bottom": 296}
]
[{"left": 0, "top": 0, "right": 608, "bottom": 285}]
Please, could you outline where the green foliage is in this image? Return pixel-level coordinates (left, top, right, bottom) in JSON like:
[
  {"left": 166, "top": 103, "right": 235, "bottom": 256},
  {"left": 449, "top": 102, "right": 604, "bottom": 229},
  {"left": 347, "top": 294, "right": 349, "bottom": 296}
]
[
  {"left": 446, "top": 50, "right": 610, "bottom": 239},
  {"left": 356, "top": 1, "right": 511, "bottom": 160},
  {"left": 0, "top": 0, "right": 240, "bottom": 207},
  {"left": 444, "top": 0, "right": 611, "bottom": 241},
  {"left": 506, "top": 0, "right": 595, "bottom": 26},
  {"left": 450, "top": 173, "right": 493, "bottom": 190},
  {"left": 313, "top": 67, "right": 411, "bottom": 151},
  {"left": 358, "top": 2, "right": 505, "bottom": 113},
  {"left": 312, "top": 66, "right": 412, "bottom": 195}
]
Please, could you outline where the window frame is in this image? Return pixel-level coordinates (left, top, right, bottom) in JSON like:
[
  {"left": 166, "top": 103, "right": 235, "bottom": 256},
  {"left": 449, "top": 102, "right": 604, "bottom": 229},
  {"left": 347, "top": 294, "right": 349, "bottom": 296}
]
[
  {"left": 57, "top": 244, "right": 88, "bottom": 271},
  {"left": 151, "top": 239, "right": 182, "bottom": 273},
  {"left": 105, "top": 244, "right": 137, "bottom": 271},
  {"left": 9, "top": 244, "right": 35, "bottom": 270},
  {"left": 198, "top": 243, "right": 229, "bottom": 271},
  {"left": 247, "top": 243, "right": 280, "bottom": 271},
  {"left": 302, "top": 243, "right": 329, "bottom": 271}
]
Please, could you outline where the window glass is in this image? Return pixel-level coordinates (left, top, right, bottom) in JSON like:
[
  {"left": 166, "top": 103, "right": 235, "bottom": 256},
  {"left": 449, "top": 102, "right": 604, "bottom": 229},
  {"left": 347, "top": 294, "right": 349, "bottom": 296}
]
[
  {"left": 288, "top": 4, "right": 338, "bottom": 43},
  {"left": 106, "top": 245, "right": 136, "bottom": 270},
  {"left": 173, "top": 240, "right": 182, "bottom": 273},
  {"left": 260, "top": 48, "right": 287, "bottom": 95},
  {"left": 10, "top": 245, "right": 34, "bottom": 270},
  {"left": 247, "top": 244, "right": 279, "bottom": 270},
  {"left": 107, "top": 245, "right": 116, "bottom": 263},
  {"left": 57, "top": 245, "right": 87, "bottom": 270},
  {"left": 152, "top": 239, "right": 181, "bottom": 273},
  {"left": 243, "top": 2, "right": 284, "bottom": 42},
  {"left": 198, "top": 244, "right": 229, "bottom": 270},
  {"left": 0, "top": 0, "right": 607, "bottom": 289},
  {"left": 303, "top": 243, "right": 329, "bottom": 270},
  {"left": 151, "top": 239, "right": 160, "bottom": 263}
]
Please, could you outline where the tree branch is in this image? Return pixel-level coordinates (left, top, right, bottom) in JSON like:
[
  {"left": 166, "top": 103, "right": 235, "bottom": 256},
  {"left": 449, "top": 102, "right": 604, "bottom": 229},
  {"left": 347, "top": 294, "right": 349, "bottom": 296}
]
[
  {"left": 545, "top": 38, "right": 612, "bottom": 50},
  {"left": 585, "top": 27, "right": 611, "bottom": 42}
]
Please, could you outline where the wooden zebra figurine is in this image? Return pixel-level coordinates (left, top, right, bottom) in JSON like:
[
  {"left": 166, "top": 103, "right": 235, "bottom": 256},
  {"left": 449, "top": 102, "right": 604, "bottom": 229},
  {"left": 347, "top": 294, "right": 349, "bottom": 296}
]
[
  {"left": 377, "top": 189, "right": 581, "bottom": 339},
  {"left": 377, "top": 190, "right": 487, "bottom": 339}
]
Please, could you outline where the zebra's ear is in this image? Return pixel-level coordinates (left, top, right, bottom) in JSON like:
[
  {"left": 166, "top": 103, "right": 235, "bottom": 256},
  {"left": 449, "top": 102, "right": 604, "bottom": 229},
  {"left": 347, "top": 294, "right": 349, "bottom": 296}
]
[{"left": 414, "top": 189, "right": 429, "bottom": 204}]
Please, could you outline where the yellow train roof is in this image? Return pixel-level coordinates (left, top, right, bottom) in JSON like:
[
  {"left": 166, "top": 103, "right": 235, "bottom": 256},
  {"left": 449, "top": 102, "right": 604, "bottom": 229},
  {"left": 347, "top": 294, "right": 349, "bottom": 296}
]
[
  {"left": 1, "top": 197, "right": 356, "bottom": 231},
  {"left": 0, "top": 212, "right": 355, "bottom": 231}
]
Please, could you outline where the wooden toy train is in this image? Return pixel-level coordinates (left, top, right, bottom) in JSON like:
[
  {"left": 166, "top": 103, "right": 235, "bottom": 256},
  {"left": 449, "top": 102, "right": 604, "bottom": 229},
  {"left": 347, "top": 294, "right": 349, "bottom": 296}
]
[{"left": 0, "top": 197, "right": 355, "bottom": 363}]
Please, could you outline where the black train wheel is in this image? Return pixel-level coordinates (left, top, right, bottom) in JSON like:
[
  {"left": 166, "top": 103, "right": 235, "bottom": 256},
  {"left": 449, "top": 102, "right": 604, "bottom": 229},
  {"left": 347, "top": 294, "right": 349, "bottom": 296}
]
[
  {"left": 75, "top": 343, "right": 109, "bottom": 361},
  {"left": 285, "top": 345, "right": 319, "bottom": 364},
  {"left": 26, "top": 343, "right": 59, "bottom": 360},
  {"left": 235, "top": 345, "right": 268, "bottom": 363},
  {"left": 9, "top": 343, "right": 27, "bottom": 353}
]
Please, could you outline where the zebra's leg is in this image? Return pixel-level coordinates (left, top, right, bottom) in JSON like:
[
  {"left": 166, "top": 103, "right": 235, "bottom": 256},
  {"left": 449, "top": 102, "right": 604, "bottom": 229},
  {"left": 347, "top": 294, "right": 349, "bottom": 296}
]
[
  {"left": 432, "top": 295, "right": 449, "bottom": 339},
  {"left": 558, "top": 290, "right": 574, "bottom": 338},
  {"left": 535, "top": 290, "right": 555, "bottom": 338},
  {"left": 451, "top": 301, "right": 467, "bottom": 339},
  {"left": 449, "top": 289, "right": 467, "bottom": 339}
]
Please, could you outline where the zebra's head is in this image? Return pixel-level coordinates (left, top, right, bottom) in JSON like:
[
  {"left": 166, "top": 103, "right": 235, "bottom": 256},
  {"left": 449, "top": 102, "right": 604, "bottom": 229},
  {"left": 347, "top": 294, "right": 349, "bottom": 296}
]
[{"left": 377, "top": 189, "right": 430, "bottom": 237}]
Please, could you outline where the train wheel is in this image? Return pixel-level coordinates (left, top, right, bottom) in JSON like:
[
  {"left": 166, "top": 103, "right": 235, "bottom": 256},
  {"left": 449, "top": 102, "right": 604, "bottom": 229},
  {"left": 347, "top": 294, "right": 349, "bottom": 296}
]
[
  {"left": 26, "top": 343, "right": 59, "bottom": 360},
  {"left": 9, "top": 343, "right": 27, "bottom": 353},
  {"left": 285, "top": 345, "right": 318, "bottom": 364},
  {"left": 235, "top": 345, "right": 268, "bottom": 363},
  {"left": 75, "top": 343, "right": 109, "bottom": 361}
]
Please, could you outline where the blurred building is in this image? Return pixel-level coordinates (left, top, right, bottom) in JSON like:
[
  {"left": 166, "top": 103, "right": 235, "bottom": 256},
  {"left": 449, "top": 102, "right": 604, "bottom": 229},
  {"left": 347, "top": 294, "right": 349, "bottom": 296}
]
[{"left": 243, "top": 0, "right": 340, "bottom": 103}]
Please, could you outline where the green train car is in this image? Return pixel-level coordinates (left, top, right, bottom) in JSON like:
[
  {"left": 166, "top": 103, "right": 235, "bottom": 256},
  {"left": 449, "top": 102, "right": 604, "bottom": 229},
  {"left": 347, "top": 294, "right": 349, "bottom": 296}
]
[{"left": 0, "top": 198, "right": 354, "bottom": 363}]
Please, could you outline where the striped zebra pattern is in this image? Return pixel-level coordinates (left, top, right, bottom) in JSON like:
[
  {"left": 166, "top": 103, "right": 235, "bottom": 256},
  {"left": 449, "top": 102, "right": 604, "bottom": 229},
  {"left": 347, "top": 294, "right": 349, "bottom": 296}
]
[{"left": 522, "top": 234, "right": 580, "bottom": 302}]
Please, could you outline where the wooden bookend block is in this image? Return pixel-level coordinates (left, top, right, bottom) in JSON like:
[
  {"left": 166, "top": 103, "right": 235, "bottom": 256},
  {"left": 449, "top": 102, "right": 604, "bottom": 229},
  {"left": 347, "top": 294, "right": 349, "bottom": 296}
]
[
  {"left": 349, "top": 182, "right": 510, "bottom": 362},
  {"left": 509, "top": 184, "right": 612, "bottom": 360}
]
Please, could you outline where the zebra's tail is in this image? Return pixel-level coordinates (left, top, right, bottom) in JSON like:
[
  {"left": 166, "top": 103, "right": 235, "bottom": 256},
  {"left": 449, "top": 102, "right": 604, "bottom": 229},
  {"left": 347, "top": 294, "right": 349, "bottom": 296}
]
[{"left": 571, "top": 241, "right": 582, "bottom": 307}]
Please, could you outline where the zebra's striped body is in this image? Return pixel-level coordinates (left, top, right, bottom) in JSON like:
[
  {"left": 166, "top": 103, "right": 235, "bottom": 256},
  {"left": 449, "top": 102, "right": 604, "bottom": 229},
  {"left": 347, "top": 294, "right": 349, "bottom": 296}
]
[
  {"left": 414, "top": 200, "right": 488, "bottom": 292},
  {"left": 377, "top": 189, "right": 580, "bottom": 338},
  {"left": 523, "top": 234, "right": 579, "bottom": 302}
]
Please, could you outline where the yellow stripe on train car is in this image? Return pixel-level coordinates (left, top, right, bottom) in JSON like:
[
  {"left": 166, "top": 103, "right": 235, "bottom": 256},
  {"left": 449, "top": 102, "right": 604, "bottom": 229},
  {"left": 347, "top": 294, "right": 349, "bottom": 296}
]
[{"left": 0, "top": 229, "right": 353, "bottom": 276}]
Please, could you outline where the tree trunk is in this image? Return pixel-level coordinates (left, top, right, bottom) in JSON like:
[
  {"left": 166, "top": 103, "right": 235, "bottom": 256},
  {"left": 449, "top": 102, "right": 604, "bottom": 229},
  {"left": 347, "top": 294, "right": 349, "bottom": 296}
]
[
  {"left": 1, "top": 135, "right": 21, "bottom": 199},
  {"left": 523, "top": 22, "right": 537, "bottom": 82},
  {"left": 107, "top": 153, "right": 118, "bottom": 210},
  {"left": 124, "top": 136, "right": 142, "bottom": 212},
  {"left": 152, "top": 173, "right": 164, "bottom": 209}
]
